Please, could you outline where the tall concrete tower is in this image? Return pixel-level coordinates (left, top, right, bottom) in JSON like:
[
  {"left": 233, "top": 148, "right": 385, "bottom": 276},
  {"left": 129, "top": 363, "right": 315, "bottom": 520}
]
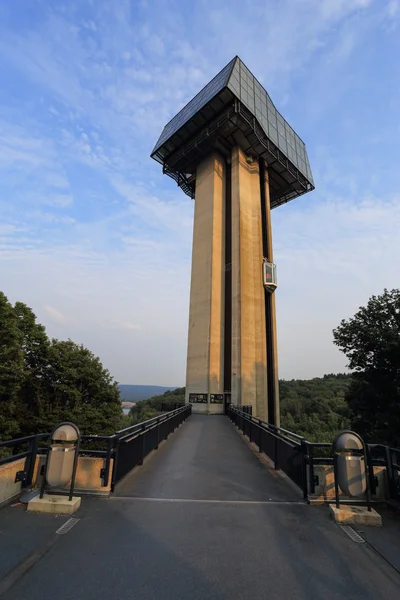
[{"left": 151, "top": 57, "right": 314, "bottom": 423}]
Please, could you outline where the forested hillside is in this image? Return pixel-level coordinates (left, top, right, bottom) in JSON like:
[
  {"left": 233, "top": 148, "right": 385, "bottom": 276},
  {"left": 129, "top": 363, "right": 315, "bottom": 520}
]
[
  {"left": 129, "top": 375, "right": 352, "bottom": 442},
  {"left": 129, "top": 387, "right": 185, "bottom": 423},
  {"left": 280, "top": 374, "right": 351, "bottom": 441}
]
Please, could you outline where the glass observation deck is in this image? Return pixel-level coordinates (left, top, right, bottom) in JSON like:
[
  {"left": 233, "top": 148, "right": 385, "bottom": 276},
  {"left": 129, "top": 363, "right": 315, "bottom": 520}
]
[{"left": 151, "top": 56, "right": 314, "bottom": 208}]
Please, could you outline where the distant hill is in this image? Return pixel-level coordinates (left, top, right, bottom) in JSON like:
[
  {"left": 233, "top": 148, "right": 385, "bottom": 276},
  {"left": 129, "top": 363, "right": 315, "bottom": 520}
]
[{"left": 118, "top": 385, "right": 177, "bottom": 402}]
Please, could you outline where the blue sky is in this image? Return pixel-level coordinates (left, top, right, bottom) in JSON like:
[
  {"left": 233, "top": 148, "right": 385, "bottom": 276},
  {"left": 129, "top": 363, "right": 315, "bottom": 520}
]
[{"left": 1, "top": 0, "right": 399, "bottom": 385}]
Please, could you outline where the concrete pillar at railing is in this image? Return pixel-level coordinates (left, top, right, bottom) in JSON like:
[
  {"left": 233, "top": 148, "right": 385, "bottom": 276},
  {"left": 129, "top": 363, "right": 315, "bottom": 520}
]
[
  {"left": 307, "top": 464, "right": 388, "bottom": 504},
  {"left": 33, "top": 456, "right": 114, "bottom": 497},
  {"left": 0, "top": 458, "right": 27, "bottom": 507}
]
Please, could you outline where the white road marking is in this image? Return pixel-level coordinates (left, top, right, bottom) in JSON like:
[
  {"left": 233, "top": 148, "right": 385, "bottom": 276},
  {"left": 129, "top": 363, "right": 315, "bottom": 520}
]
[{"left": 111, "top": 496, "right": 306, "bottom": 505}]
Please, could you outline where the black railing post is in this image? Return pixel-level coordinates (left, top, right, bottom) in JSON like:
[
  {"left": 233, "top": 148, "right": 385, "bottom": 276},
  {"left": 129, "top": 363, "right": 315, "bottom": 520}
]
[
  {"left": 155, "top": 417, "right": 160, "bottom": 450},
  {"left": 309, "top": 445, "right": 315, "bottom": 494},
  {"left": 363, "top": 444, "right": 372, "bottom": 512},
  {"left": 68, "top": 436, "right": 80, "bottom": 501},
  {"left": 102, "top": 436, "right": 114, "bottom": 488},
  {"left": 139, "top": 424, "right": 146, "bottom": 465},
  {"left": 366, "top": 445, "right": 376, "bottom": 497},
  {"left": 274, "top": 435, "right": 278, "bottom": 470},
  {"left": 39, "top": 447, "right": 51, "bottom": 499},
  {"left": 301, "top": 440, "right": 308, "bottom": 501},
  {"left": 333, "top": 450, "right": 340, "bottom": 509},
  {"left": 111, "top": 437, "right": 120, "bottom": 493},
  {"left": 384, "top": 445, "right": 395, "bottom": 499},
  {"left": 25, "top": 435, "right": 39, "bottom": 487}
]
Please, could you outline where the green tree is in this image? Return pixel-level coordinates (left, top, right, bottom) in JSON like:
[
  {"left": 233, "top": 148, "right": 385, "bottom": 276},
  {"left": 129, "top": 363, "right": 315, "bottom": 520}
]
[
  {"left": 0, "top": 292, "right": 24, "bottom": 440},
  {"left": 44, "top": 339, "right": 122, "bottom": 435},
  {"left": 129, "top": 387, "right": 185, "bottom": 424},
  {"left": 280, "top": 375, "right": 351, "bottom": 442},
  {"left": 13, "top": 302, "right": 52, "bottom": 436},
  {"left": 333, "top": 289, "right": 400, "bottom": 446},
  {"left": 0, "top": 291, "right": 124, "bottom": 439}
]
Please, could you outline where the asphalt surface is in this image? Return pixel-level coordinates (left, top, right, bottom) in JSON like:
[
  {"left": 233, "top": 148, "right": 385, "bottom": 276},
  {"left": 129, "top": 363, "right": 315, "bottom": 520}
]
[
  {"left": 0, "top": 504, "right": 63, "bottom": 580},
  {"left": 1, "top": 415, "right": 400, "bottom": 599},
  {"left": 115, "top": 412, "right": 299, "bottom": 501}
]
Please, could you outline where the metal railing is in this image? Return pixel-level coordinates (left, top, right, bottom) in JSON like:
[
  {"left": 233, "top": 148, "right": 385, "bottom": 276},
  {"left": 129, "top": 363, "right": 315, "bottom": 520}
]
[
  {"left": 305, "top": 442, "right": 400, "bottom": 501},
  {"left": 0, "top": 433, "right": 49, "bottom": 487},
  {"left": 226, "top": 405, "right": 400, "bottom": 503},
  {"left": 231, "top": 404, "right": 252, "bottom": 415},
  {"left": 161, "top": 402, "right": 184, "bottom": 412},
  {"left": 0, "top": 405, "right": 192, "bottom": 493},
  {"left": 226, "top": 405, "right": 308, "bottom": 499},
  {"left": 367, "top": 444, "right": 400, "bottom": 502},
  {"left": 112, "top": 405, "right": 191, "bottom": 487}
]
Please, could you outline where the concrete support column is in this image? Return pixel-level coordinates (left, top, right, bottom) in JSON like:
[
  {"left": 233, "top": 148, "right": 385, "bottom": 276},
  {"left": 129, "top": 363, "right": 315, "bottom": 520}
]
[
  {"left": 231, "top": 147, "right": 267, "bottom": 420},
  {"left": 185, "top": 152, "right": 225, "bottom": 414}
]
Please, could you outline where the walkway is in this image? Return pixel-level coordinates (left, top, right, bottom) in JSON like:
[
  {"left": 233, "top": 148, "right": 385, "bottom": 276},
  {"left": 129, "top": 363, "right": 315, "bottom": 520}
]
[{"left": 1, "top": 415, "right": 399, "bottom": 599}]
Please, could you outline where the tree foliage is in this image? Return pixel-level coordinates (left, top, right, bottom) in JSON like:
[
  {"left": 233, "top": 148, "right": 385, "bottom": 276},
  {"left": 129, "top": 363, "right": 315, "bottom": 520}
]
[
  {"left": 0, "top": 292, "right": 122, "bottom": 440},
  {"left": 0, "top": 293, "right": 24, "bottom": 439},
  {"left": 129, "top": 387, "right": 185, "bottom": 424},
  {"left": 129, "top": 380, "right": 351, "bottom": 442},
  {"left": 333, "top": 289, "right": 400, "bottom": 446},
  {"left": 280, "top": 374, "right": 351, "bottom": 442}
]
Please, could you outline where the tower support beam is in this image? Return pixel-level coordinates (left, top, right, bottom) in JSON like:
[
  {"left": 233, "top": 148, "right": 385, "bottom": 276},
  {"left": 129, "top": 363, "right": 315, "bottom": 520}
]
[
  {"left": 185, "top": 152, "right": 225, "bottom": 413},
  {"left": 231, "top": 148, "right": 268, "bottom": 420}
]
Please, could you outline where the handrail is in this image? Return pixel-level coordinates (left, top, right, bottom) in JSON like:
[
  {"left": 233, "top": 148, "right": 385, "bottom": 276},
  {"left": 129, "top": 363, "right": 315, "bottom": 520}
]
[
  {"left": 226, "top": 404, "right": 308, "bottom": 499},
  {"left": 227, "top": 406, "right": 305, "bottom": 443},
  {"left": 0, "top": 433, "right": 49, "bottom": 448},
  {"left": 116, "top": 405, "right": 188, "bottom": 437},
  {"left": 111, "top": 405, "right": 192, "bottom": 489},
  {"left": 226, "top": 404, "right": 400, "bottom": 502},
  {"left": 0, "top": 406, "right": 192, "bottom": 490}
]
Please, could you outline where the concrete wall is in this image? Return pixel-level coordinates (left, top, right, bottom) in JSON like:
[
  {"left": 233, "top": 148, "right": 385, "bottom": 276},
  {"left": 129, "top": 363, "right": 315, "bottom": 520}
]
[
  {"left": 308, "top": 464, "right": 388, "bottom": 503},
  {"left": 33, "top": 455, "right": 114, "bottom": 497},
  {"left": 185, "top": 152, "right": 225, "bottom": 414},
  {"left": 0, "top": 458, "right": 25, "bottom": 507},
  {"left": 231, "top": 148, "right": 267, "bottom": 419}
]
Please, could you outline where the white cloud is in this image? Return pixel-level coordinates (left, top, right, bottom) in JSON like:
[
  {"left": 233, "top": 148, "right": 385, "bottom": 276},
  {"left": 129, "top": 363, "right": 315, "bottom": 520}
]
[
  {"left": 317, "top": 0, "right": 372, "bottom": 21},
  {"left": 273, "top": 195, "right": 400, "bottom": 378},
  {"left": 41, "top": 194, "right": 74, "bottom": 208},
  {"left": 387, "top": 0, "right": 399, "bottom": 17},
  {"left": 0, "top": 131, "right": 51, "bottom": 169},
  {"left": 32, "top": 212, "right": 76, "bottom": 225},
  {"left": 44, "top": 172, "right": 70, "bottom": 189},
  {"left": 44, "top": 305, "right": 69, "bottom": 325},
  {"left": 108, "top": 321, "right": 141, "bottom": 331},
  {"left": 0, "top": 224, "right": 25, "bottom": 235}
]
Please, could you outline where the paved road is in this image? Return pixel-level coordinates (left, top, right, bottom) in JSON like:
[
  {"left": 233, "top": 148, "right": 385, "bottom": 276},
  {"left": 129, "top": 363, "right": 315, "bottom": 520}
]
[{"left": 1, "top": 415, "right": 400, "bottom": 599}]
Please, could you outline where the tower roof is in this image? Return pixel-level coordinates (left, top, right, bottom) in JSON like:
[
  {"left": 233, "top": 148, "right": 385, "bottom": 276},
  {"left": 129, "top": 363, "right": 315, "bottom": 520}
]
[{"left": 151, "top": 57, "right": 314, "bottom": 207}]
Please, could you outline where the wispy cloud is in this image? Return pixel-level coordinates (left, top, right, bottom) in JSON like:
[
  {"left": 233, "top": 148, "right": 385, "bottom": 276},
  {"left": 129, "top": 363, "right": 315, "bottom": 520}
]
[
  {"left": 44, "top": 305, "right": 69, "bottom": 325},
  {"left": 387, "top": 0, "right": 399, "bottom": 17},
  {"left": 108, "top": 321, "right": 141, "bottom": 332}
]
